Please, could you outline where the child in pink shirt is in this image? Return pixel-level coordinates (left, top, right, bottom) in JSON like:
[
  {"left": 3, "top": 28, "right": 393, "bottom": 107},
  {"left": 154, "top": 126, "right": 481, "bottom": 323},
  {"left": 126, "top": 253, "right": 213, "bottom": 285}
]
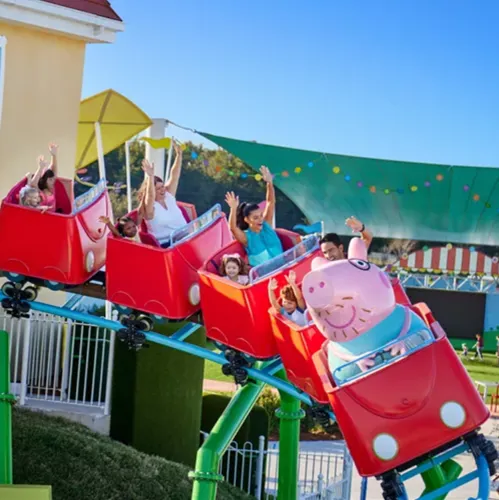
[
  {"left": 28, "top": 143, "right": 58, "bottom": 212},
  {"left": 219, "top": 253, "right": 250, "bottom": 285}
]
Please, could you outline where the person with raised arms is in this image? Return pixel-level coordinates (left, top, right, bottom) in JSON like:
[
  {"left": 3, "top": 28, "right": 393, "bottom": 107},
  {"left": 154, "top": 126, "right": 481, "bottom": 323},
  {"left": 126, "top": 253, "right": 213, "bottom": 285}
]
[
  {"left": 320, "top": 217, "right": 373, "bottom": 262},
  {"left": 225, "top": 166, "right": 284, "bottom": 267},
  {"left": 138, "top": 141, "right": 186, "bottom": 248}
]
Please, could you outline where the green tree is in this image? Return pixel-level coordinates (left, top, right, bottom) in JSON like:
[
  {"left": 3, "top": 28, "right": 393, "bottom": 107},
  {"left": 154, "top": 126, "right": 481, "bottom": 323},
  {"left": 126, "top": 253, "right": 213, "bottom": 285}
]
[{"left": 77, "top": 141, "right": 306, "bottom": 227}]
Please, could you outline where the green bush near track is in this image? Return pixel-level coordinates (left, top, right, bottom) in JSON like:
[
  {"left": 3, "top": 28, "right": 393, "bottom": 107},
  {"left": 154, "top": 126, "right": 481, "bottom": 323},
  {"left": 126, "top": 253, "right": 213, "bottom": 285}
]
[{"left": 12, "top": 408, "right": 250, "bottom": 500}]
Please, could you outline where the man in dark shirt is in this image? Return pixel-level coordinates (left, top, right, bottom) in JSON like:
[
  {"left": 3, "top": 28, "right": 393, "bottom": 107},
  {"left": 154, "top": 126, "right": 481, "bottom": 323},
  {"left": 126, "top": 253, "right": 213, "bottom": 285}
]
[
  {"left": 472, "top": 334, "right": 484, "bottom": 361},
  {"left": 320, "top": 216, "right": 373, "bottom": 261}
]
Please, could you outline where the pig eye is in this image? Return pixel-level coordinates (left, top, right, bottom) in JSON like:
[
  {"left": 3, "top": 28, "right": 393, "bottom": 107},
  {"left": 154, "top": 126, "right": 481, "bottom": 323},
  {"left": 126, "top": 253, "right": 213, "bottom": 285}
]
[{"left": 349, "top": 259, "right": 370, "bottom": 271}]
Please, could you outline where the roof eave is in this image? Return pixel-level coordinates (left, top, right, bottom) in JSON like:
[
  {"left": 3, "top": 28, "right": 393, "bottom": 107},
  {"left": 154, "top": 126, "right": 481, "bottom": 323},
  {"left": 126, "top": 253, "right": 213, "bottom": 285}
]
[{"left": 0, "top": 0, "right": 124, "bottom": 43}]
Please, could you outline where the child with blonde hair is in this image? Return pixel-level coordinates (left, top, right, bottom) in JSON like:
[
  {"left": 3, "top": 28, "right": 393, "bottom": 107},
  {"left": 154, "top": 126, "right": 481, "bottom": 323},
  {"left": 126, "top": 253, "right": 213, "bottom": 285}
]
[{"left": 19, "top": 186, "right": 50, "bottom": 213}]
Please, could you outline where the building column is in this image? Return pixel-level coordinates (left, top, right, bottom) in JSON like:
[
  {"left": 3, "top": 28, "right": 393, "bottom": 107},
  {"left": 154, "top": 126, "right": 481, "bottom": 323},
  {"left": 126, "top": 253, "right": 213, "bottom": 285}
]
[{"left": 145, "top": 118, "right": 167, "bottom": 179}]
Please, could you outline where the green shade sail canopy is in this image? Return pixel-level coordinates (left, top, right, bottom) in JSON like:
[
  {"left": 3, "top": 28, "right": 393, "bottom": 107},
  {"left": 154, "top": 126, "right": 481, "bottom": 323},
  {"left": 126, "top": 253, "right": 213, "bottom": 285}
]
[{"left": 200, "top": 132, "right": 499, "bottom": 245}]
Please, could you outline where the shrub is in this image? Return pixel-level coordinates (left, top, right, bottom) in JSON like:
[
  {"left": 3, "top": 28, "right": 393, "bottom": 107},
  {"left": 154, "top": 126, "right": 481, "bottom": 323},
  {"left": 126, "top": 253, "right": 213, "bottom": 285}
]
[
  {"left": 12, "top": 408, "right": 250, "bottom": 500},
  {"left": 256, "top": 388, "right": 280, "bottom": 434},
  {"left": 255, "top": 388, "right": 340, "bottom": 436}
]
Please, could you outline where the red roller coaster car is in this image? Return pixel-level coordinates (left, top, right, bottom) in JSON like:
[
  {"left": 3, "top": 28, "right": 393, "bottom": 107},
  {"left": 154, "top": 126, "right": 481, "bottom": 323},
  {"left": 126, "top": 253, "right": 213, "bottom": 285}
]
[
  {"left": 269, "top": 279, "right": 412, "bottom": 404},
  {"left": 199, "top": 231, "right": 321, "bottom": 359},
  {"left": 308, "top": 302, "right": 489, "bottom": 477},
  {"left": 0, "top": 177, "right": 110, "bottom": 287},
  {"left": 106, "top": 203, "right": 232, "bottom": 321}
]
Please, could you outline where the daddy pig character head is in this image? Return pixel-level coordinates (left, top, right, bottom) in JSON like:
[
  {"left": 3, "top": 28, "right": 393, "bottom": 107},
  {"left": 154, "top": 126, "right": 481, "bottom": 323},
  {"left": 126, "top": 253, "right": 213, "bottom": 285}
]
[{"left": 302, "top": 237, "right": 395, "bottom": 342}]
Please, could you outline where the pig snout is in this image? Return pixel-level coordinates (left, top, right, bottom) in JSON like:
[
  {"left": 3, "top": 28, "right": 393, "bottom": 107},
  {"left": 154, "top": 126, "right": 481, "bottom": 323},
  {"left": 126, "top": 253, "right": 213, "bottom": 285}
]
[{"left": 302, "top": 272, "right": 334, "bottom": 309}]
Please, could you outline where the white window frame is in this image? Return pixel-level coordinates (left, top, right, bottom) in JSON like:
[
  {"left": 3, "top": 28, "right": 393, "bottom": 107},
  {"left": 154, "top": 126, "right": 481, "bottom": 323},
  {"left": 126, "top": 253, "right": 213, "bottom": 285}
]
[{"left": 0, "top": 36, "right": 6, "bottom": 129}]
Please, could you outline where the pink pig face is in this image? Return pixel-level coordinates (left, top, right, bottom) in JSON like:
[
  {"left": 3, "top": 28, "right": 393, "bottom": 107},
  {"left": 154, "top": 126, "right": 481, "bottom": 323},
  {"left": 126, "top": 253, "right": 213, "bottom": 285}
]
[{"left": 302, "top": 238, "right": 395, "bottom": 342}]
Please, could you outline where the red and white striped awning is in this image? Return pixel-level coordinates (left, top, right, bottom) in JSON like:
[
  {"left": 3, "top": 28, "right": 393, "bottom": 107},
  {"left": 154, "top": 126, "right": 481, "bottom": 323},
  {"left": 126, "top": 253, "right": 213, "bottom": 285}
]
[{"left": 398, "top": 247, "right": 499, "bottom": 275}]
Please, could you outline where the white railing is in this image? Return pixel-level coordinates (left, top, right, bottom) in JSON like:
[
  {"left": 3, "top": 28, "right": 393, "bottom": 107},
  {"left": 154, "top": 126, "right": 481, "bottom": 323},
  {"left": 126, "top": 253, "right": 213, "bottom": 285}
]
[
  {"left": 249, "top": 235, "right": 319, "bottom": 283},
  {"left": 169, "top": 203, "right": 222, "bottom": 247},
  {"left": 2, "top": 309, "right": 116, "bottom": 415},
  {"left": 73, "top": 179, "right": 107, "bottom": 213},
  {"left": 200, "top": 432, "right": 352, "bottom": 500},
  {"left": 3, "top": 307, "right": 351, "bottom": 499}
]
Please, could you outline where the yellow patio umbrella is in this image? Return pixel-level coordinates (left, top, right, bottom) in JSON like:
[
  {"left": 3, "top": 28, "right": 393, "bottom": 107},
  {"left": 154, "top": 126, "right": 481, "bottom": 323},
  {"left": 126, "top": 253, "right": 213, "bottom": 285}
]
[{"left": 75, "top": 89, "right": 152, "bottom": 172}]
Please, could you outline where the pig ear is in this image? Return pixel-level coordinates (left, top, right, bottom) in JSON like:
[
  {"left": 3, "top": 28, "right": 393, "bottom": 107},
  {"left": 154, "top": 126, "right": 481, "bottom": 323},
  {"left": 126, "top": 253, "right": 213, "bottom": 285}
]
[
  {"left": 311, "top": 256, "right": 330, "bottom": 270},
  {"left": 348, "top": 237, "right": 367, "bottom": 261}
]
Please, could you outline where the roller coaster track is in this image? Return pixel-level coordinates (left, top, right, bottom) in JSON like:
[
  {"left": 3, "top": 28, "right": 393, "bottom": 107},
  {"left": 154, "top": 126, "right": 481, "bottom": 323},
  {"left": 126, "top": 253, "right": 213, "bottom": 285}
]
[
  {"left": 1, "top": 289, "right": 495, "bottom": 500},
  {"left": 0, "top": 290, "right": 322, "bottom": 410}
]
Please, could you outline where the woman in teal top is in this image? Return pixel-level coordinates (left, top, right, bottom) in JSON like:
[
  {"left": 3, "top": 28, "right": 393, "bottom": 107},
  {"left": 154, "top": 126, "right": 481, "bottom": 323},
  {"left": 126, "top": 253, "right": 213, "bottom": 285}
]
[{"left": 225, "top": 166, "right": 283, "bottom": 267}]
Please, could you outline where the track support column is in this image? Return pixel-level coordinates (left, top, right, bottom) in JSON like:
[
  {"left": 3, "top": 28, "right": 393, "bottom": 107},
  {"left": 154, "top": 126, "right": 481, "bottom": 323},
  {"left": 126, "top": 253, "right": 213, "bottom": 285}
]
[
  {"left": 276, "top": 371, "right": 304, "bottom": 500},
  {"left": 190, "top": 363, "right": 266, "bottom": 500},
  {"left": 420, "top": 458, "right": 462, "bottom": 500},
  {"left": 0, "top": 330, "right": 13, "bottom": 484}
]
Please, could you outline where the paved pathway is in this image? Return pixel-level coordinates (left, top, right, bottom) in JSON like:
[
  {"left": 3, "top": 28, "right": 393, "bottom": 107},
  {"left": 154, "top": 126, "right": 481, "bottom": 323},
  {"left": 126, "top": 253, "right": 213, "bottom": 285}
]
[
  {"left": 203, "top": 379, "right": 238, "bottom": 393},
  {"left": 203, "top": 379, "right": 278, "bottom": 394}
]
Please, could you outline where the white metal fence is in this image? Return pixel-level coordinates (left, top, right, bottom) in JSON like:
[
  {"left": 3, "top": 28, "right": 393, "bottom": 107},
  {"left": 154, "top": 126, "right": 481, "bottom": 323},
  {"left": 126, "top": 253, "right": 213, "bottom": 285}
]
[
  {"left": 201, "top": 432, "right": 352, "bottom": 500},
  {"left": 2, "top": 309, "right": 116, "bottom": 414},
  {"left": 2, "top": 307, "right": 352, "bottom": 499}
]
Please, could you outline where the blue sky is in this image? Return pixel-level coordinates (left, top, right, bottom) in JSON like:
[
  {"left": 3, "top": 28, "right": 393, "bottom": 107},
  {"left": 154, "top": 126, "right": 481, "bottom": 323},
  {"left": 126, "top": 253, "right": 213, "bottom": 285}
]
[{"left": 83, "top": 0, "right": 499, "bottom": 167}]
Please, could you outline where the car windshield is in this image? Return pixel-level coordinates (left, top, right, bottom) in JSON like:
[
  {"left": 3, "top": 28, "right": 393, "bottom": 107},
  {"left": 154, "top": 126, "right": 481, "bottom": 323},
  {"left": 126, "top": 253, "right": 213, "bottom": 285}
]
[
  {"left": 248, "top": 235, "right": 319, "bottom": 283},
  {"left": 332, "top": 328, "right": 435, "bottom": 386},
  {"left": 168, "top": 204, "right": 222, "bottom": 247},
  {"left": 73, "top": 179, "right": 107, "bottom": 214}
]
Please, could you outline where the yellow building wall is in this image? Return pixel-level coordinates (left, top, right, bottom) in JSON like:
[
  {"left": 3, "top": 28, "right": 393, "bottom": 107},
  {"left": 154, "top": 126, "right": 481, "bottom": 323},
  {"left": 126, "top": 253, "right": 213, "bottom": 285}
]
[
  {"left": 0, "top": 22, "right": 85, "bottom": 199},
  {"left": 0, "top": 23, "right": 87, "bottom": 306}
]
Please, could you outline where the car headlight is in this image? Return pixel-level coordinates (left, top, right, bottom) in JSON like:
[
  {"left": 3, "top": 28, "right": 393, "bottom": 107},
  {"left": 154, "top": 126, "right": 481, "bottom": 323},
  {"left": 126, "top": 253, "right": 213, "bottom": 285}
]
[
  {"left": 188, "top": 284, "right": 200, "bottom": 306},
  {"left": 85, "top": 251, "right": 95, "bottom": 273},
  {"left": 440, "top": 401, "right": 466, "bottom": 429},
  {"left": 373, "top": 433, "right": 399, "bottom": 461}
]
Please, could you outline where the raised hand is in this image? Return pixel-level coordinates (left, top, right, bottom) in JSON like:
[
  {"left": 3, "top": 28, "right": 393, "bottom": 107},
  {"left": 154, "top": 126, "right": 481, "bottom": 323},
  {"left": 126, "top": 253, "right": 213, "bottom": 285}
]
[
  {"left": 345, "top": 216, "right": 364, "bottom": 233},
  {"left": 285, "top": 270, "right": 297, "bottom": 285},
  {"left": 48, "top": 143, "right": 58, "bottom": 156},
  {"left": 385, "top": 340, "right": 407, "bottom": 357},
  {"left": 268, "top": 278, "right": 279, "bottom": 291},
  {"left": 99, "top": 215, "right": 111, "bottom": 225},
  {"left": 260, "top": 165, "right": 273, "bottom": 183},
  {"left": 173, "top": 140, "right": 182, "bottom": 155},
  {"left": 225, "top": 191, "right": 239, "bottom": 210},
  {"left": 38, "top": 155, "right": 49, "bottom": 169},
  {"left": 141, "top": 159, "right": 155, "bottom": 176},
  {"left": 356, "top": 355, "right": 376, "bottom": 372}
]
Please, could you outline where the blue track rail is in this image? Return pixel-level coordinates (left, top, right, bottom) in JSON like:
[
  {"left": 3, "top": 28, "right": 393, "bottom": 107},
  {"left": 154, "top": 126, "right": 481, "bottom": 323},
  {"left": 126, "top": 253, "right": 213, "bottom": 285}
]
[
  {"left": 0, "top": 292, "right": 321, "bottom": 409},
  {"left": 3, "top": 292, "right": 492, "bottom": 499},
  {"left": 361, "top": 441, "right": 491, "bottom": 500}
]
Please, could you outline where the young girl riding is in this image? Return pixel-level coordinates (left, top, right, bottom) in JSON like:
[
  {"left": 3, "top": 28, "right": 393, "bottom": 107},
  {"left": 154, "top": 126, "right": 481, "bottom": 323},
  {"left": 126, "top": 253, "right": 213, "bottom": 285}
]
[
  {"left": 219, "top": 253, "right": 249, "bottom": 285},
  {"left": 99, "top": 215, "right": 140, "bottom": 242},
  {"left": 19, "top": 186, "right": 50, "bottom": 213},
  {"left": 225, "top": 166, "right": 283, "bottom": 267}
]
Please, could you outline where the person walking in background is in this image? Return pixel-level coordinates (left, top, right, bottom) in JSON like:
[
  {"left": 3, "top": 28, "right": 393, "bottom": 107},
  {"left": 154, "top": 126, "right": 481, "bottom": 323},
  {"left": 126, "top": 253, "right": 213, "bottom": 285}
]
[
  {"left": 461, "top": 343, "right": 469, "bottom": 359},
  {"left": 471, "top": 334, "right": 484, "bottom": 361}
]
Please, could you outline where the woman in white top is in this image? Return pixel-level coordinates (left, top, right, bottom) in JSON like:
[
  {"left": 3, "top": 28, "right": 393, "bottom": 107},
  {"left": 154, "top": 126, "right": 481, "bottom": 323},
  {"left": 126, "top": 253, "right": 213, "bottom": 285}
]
[{"left": 139, "top": 141, "right": 187, "bottom": 247}]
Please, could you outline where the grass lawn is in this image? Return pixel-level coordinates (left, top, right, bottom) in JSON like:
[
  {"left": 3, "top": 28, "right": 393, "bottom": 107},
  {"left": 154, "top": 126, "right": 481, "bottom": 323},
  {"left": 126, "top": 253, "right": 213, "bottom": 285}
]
[
  {"left": 204, "top": 359, "right": 232, "bottom": 382},
  {"left": 203, "top": 342, "right": 232, "bottom": 382},
  {"left": 12, "top": 408, "right": 250, "bottom": 500},
  {"left": 461, "top": 352, "right": 499, "bottom": 402},
  {"left": 204, "top": 346, "right": 499, "bottom": 400}
]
